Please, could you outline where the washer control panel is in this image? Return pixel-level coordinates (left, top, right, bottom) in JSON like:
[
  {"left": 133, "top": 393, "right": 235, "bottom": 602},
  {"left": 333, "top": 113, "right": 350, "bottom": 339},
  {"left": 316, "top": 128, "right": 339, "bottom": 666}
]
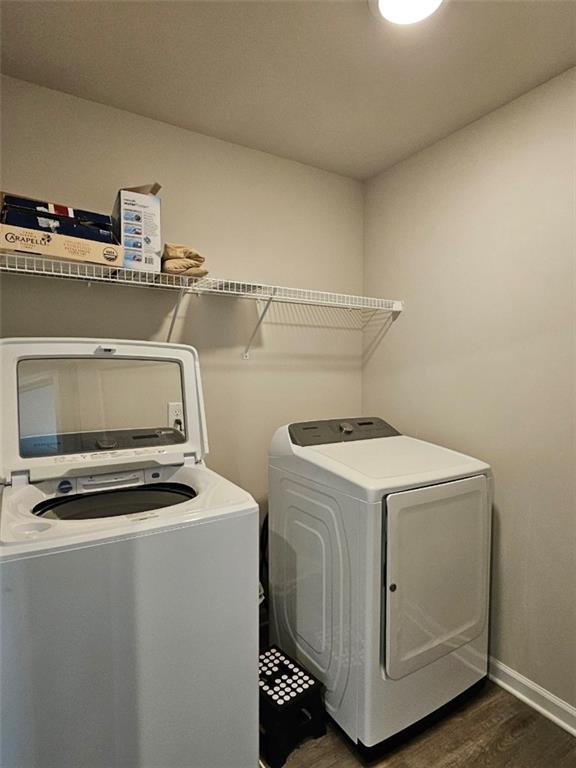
[{"left": 289, "top": 417, "right": 400, "bottom": 446}]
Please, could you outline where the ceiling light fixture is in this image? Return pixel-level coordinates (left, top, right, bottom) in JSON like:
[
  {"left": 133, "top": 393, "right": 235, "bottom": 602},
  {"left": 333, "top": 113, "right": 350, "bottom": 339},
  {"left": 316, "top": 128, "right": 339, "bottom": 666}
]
[{"left": 371, "top": 0, "right": 445, "bottom": 25}]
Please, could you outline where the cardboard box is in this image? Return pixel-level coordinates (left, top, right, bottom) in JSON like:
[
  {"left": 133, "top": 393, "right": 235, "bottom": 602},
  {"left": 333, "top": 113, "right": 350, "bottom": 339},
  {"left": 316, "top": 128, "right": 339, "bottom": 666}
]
[
  {"left": 0, "top": 191, "right": 123, "bottom": 266},
  {"left": 3, "top": 208, "right": 117, "bottom": 245},
  {"left": 0, "top": 223, "right": 123, "bottom": 266},
  {"left": 2, "top": 193, "right": 113, "bottom": 229},
  {"left": 112, "top": 183, "right": 162, "bottom": 273}
]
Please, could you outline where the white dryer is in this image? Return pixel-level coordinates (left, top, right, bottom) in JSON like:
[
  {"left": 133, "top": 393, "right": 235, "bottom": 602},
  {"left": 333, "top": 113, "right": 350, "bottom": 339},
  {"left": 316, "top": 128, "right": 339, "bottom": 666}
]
[
  {"left": 269, "top": 417, "right": 492, "bottom": 755},
  {"left": 0, "top": 338, "right": 259, "bottom": 768}
]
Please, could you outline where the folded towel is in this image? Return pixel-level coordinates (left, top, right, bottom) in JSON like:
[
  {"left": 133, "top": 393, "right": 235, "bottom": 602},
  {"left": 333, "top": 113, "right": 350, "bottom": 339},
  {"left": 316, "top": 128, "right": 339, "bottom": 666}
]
[
  {"left": 162, "top": 258, "right": 208, "bottom": 278},
  {"left": 163, "top": 243, "right": 205, "bottom": 265},
  {"left": 162, "top": 243, "right": 208, "bottom": 278}
]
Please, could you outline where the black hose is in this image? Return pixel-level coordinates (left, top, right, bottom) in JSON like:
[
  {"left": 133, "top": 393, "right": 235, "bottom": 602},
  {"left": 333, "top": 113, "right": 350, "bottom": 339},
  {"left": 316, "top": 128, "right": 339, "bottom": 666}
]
[{"left": 260, "top": 513, "right": 269, "bottom": 600}]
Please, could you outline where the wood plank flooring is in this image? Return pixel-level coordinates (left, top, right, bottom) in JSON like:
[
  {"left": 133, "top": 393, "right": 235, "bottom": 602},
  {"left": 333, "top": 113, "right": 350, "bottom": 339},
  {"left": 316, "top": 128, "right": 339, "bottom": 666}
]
[{"left": 285, "top": 683, "right": 576, "bottom": 768}]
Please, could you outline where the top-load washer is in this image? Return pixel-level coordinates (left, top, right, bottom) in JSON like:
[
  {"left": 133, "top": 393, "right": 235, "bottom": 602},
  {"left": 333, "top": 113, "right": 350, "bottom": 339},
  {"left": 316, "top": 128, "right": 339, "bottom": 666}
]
[
  {"left": 269, "top": 416, "right": 492, "bottom": 754},
  {"left": 0, "top": 338, "right": 259, "bottom": 768}
]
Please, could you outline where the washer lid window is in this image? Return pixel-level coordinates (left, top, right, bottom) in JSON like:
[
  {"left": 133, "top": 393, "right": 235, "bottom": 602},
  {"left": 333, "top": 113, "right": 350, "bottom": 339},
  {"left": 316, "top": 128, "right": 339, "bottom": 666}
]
[{"left": 0, "top": 338, "right": 209, "bottom": 484}]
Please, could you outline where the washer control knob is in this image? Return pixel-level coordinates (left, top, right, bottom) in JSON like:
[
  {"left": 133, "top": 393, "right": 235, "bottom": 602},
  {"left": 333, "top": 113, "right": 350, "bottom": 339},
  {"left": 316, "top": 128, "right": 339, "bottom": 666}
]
[{"left": 339, "top": 422, "right": 354, "bottom": 434}]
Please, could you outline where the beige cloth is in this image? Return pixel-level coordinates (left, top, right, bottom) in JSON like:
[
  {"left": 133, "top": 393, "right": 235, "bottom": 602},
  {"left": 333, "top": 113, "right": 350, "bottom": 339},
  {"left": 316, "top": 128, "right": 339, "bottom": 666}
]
[
  {"left": 162, "top": 243, "right": 208, "bottom": 277},
  {"left": 162, "top": 259, "right": 208, "bottom": 278}
]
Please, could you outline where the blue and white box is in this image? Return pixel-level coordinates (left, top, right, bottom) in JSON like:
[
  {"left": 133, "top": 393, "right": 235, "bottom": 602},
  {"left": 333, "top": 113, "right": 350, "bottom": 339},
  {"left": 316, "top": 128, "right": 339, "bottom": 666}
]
[
  {"left": 123, "top": 223, "right": 142, "bottom": 236},
  {"left": 113, "top": 184, "right": 161, "bottom": 273}
]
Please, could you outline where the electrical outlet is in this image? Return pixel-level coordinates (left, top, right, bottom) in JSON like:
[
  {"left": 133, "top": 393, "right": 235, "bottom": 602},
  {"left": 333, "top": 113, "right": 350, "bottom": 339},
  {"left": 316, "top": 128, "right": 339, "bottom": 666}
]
[{"left": 168, "top": 402, "right": 184, "bottom": 432}]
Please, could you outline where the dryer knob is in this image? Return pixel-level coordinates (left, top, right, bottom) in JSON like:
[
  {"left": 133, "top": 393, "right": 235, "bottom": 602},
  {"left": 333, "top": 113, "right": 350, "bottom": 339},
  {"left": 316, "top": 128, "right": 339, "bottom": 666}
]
[{"left": 339, "top": 422, "right": 354, "bottom": 434}]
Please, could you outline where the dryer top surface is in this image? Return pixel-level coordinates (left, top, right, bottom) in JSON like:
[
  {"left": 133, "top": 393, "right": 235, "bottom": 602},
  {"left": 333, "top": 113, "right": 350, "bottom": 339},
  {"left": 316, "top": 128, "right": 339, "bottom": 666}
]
[
  {"left": 271, "top": 432, "right": 491, "bottom": 499},
  {"left": 306, "top": 436, "right": 488, "bottom": 483}
]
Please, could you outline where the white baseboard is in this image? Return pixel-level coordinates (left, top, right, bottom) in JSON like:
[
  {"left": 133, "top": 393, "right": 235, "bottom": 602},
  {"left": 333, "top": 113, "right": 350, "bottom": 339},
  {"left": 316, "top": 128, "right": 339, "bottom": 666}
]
[{"left": 489, "top": 657, "right": 576, "bottom": 738}]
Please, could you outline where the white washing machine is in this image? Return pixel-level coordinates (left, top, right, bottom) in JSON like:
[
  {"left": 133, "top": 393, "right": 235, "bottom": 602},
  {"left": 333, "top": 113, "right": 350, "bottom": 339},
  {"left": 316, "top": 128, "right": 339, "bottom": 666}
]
[
  {"left": 269, "top": 417, "right": 492, "bottom": 755},
  {"left": 0, "top": 338, "right": 259, "bottom": 768}
]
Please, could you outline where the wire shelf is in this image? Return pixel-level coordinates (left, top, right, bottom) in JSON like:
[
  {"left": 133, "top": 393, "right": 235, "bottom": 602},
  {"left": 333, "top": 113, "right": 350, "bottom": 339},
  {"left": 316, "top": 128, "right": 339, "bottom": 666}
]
[
  {"left": 0, "top": 251, "right": 190, "bottom": 291},
  {"left": 0, "top": 251, "right": 404, "bottom": 313}
]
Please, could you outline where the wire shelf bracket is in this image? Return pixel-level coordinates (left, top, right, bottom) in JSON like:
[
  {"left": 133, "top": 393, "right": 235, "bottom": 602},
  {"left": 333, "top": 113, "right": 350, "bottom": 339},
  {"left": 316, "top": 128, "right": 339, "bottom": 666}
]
[{"left": 243, "top": 289, "right": 277, "bottom": 359}]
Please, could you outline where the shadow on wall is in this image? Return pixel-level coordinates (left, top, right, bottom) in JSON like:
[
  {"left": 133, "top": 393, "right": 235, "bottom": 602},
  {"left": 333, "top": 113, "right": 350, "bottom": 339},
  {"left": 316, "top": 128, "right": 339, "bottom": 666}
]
[
  {"left": 0, "top": 276, "right": 173, "bottom": 341},
  {"left": 0, "top": 274, "right": 391, "bottom": 360},
  {"left": 177, "top": 297, "right": 395, "bottom": 362},
  {"left": 178, "top": 293, "right": 266, "bottom": 350},
  {"left": 0, "top": 275, "right": 260, "bottom": 349}
]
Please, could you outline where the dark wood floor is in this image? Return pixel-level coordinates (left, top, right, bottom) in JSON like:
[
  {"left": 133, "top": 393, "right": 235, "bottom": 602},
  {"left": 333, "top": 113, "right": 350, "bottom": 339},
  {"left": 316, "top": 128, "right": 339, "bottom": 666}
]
[{"left": 284, "top": 683, "right": 576, "bottom": 768}]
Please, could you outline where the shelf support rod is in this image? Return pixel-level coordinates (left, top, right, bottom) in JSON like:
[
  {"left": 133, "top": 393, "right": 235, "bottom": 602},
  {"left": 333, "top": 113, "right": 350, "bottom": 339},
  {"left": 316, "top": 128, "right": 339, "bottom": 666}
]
[
  {"left": 242, "top": 290, "right": 276, "bottom": 359},
  {"left": 166, "top": 286, "right": 187, "bottom": 343},
  {"left": 360, "top": 308, "right": 379, "bottom": 331}
]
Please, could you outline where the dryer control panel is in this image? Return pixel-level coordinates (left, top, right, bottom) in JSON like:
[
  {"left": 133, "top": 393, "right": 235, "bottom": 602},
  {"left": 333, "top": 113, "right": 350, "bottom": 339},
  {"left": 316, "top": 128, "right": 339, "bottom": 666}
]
[{"left": 289, "top": 417, "right": 400, "bottom": 446}]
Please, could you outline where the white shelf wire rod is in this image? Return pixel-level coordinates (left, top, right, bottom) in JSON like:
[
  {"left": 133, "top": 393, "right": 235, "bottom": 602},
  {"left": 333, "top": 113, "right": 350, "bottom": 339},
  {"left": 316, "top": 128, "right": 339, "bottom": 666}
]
[
  {"left": 0, "top": 252, "right": 403, "bottom": 313},
  {"left": 191, "top": 277, "right": 402, "bottom": 312},
  {"left": 0, "top": 251, "right": 190, "bottom": 291}
]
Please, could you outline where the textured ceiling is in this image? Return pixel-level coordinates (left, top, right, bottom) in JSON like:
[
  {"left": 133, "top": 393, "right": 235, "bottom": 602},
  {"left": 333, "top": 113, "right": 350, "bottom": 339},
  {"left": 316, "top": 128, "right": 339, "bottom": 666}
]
[{"left": 2, "top": 0, "right": 575, "bottom": 179}]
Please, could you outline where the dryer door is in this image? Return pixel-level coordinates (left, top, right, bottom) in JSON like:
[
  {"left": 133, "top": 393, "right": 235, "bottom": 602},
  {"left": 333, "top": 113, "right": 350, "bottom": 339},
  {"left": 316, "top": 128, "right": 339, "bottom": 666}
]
[{"left": 385, "top": 475, "right": 490, "bottom": 680}]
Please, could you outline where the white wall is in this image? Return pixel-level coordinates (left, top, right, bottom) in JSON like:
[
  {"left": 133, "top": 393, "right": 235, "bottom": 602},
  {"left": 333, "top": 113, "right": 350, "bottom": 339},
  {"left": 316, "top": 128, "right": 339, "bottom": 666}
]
[
  {"left": 0, "top": 76, "right": 364, "bottom": 511},
  {"left": 3, "top": 69, "right": 575, "bottom": 717},
  {"left": 364, "top": 68, "right": 576, "bottom": 708}
]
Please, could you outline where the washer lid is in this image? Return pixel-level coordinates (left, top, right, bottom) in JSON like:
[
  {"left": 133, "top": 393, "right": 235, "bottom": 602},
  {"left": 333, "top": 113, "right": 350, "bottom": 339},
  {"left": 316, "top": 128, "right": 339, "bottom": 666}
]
[{"left": 0, "top": 338, "right": 209, "bottom": 484}]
